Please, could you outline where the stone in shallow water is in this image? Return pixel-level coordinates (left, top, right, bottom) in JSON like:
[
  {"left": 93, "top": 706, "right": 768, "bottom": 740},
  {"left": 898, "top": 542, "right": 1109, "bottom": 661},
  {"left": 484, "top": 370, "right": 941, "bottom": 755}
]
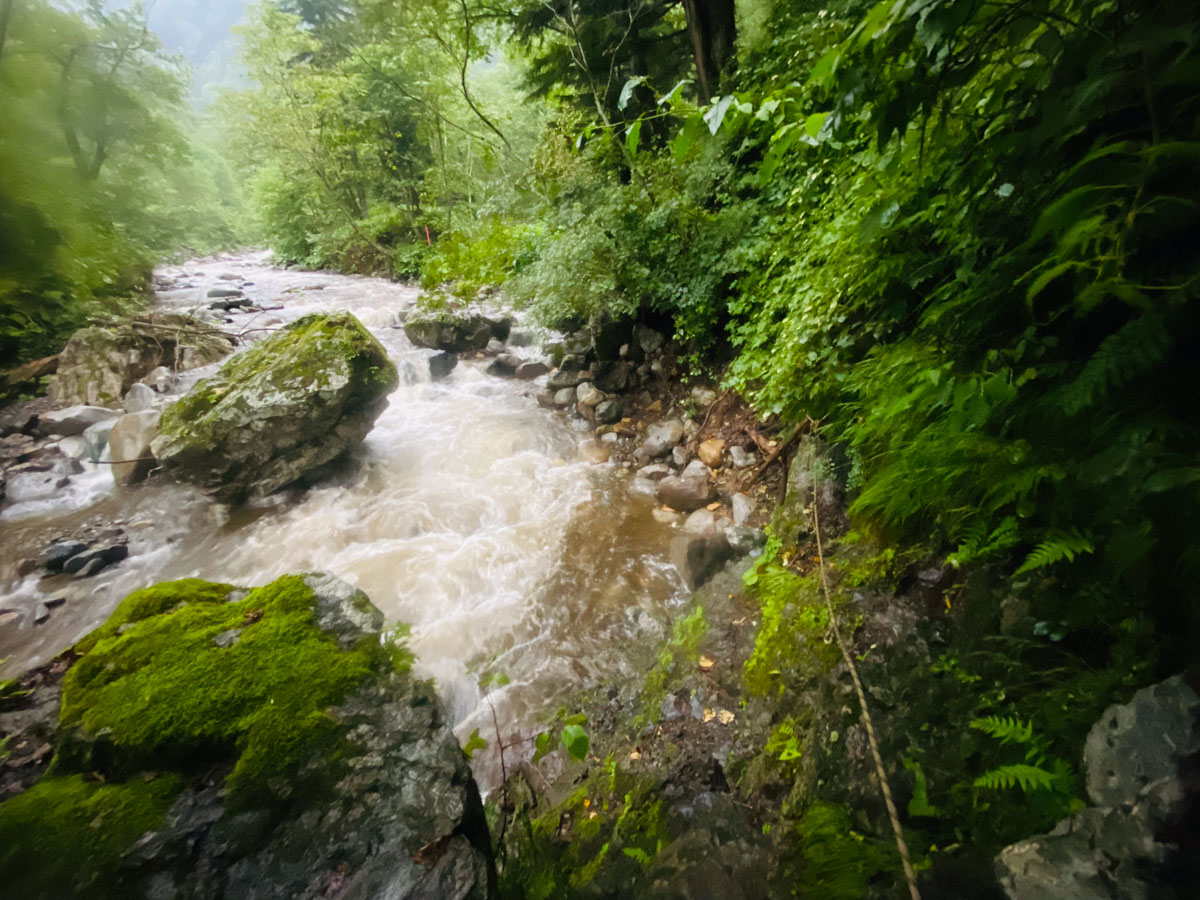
[{"left": 151, "top": 313, "right": 398, "bottom": 502}]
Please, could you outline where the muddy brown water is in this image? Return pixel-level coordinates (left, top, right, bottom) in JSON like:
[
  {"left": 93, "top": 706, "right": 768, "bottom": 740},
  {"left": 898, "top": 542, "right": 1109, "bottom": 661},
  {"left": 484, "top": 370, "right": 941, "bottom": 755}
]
[{"left": 0, "top": 252, "right": 687, "bottom": 787}]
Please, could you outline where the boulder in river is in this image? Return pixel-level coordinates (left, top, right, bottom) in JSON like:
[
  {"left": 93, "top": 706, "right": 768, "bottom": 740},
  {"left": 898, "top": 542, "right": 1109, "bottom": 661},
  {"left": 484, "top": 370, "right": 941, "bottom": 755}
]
[
  {"left": 151, "top": 312, "right": 398, "bottom": 501},
  {"left": 0, "top": 573, "right": 495, "bottom": 899},
  {"left": 404, "top": 310, "right": 509, "bottom": 352},
  {"left": 109, "top": 409, "right": 161, "bottom": 486},
  {"left": 49, "top": 314, "right": 234, "bottom": 408},
  {"left": 34, "top": 405, "right": 118, "bottom": 437}
]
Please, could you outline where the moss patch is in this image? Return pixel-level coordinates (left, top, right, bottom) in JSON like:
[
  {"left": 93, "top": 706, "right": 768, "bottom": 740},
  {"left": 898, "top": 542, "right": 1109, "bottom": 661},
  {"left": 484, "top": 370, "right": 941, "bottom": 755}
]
[
  {"left": 0, "top": 773, "right": 182, "bottom": 899},
  {"left": 57, "top": 575, "right": 398, "bottom": 807}
]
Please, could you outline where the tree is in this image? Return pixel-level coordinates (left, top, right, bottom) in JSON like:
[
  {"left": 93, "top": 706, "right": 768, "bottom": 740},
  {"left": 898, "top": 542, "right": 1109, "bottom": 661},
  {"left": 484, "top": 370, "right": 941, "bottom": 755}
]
[{"left": 681, "top": 0, "right": 734, "bottom": 100}]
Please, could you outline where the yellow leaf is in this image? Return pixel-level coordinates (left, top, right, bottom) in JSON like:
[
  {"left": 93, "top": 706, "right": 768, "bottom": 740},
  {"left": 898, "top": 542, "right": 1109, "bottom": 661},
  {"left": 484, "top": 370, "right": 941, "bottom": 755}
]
[
  {"left": 703, "top": 708, "right": 716, "bottom": 722},
  {"left": 629, "top": 750, "right": 641, "bottom": 760},
  {"left": 698, "top": 655, "right": 715, "bottom": 671},
  {"left": 717, "top": 709, "right": 735, "bottom": 725}
]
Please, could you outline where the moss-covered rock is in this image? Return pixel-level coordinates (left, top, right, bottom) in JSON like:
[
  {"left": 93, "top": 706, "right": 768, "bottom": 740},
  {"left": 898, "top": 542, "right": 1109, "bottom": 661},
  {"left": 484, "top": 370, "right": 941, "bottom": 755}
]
[
  {"left": 151, "top": 312, "right": 399, "bottom": 501},
  {"left": 49, "top": 314, "right": 234, "bottom": 408},
  {"left": 0, "top": 573, "right": 494, "bottom": 900},
  {"left": 404, "top": 309, "right": 510, "bottom": 352}
]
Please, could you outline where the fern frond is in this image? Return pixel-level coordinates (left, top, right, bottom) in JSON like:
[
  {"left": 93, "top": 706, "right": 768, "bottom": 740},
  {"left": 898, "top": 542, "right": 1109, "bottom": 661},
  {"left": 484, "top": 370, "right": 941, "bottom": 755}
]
[
  {"left": 970, "top": 715, "right": 1034, "bottom": 745},
  {"left": 973, "top": 763, "right": 1057, "bottom": 793},
  {"left": 1060, "top": 313, "right": 1172, "bottom": 416},
  {"left": 1015, "top": 529, "right": 1093, "bottom": 574}
]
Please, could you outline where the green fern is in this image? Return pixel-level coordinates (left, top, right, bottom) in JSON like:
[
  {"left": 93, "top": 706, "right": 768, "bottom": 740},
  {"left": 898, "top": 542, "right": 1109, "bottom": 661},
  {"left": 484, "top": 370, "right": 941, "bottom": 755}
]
[
  {"left": 970, "top": 715, "right": 1034, "bottom": 746},
  {"left": 1015, "top": 530, "right": 1094, "bottom": 575},
  {"left": 1060, "top": 314, "right": 1172, "bottom": 416},
  {"left": 972, "top": 764, "right": 1058, "bottom": 792},
  {"left": 948, "top": 517, "right": 1019, "bottom": 568}
]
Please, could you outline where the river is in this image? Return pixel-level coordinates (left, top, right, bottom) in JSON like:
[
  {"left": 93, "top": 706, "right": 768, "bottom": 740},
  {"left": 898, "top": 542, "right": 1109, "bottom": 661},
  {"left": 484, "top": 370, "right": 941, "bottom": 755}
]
[{"left": 0, "top": 252, "right": 686, "bottom": 781}]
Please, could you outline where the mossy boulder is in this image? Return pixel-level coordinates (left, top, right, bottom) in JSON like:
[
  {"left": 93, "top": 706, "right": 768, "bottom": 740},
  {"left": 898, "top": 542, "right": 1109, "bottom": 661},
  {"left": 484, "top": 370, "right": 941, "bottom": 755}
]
[
  {"left": 151, "top": 313, "right": 399, "bottom": 501},
  {"left": 49, "top": 314, "right": 234, "bottom": 408},
  {"left": 404, "top": 309, "right": 510, "bottom": 352},
  {"left": 0, "top": 573, "right": 494, "bottom": 900}
]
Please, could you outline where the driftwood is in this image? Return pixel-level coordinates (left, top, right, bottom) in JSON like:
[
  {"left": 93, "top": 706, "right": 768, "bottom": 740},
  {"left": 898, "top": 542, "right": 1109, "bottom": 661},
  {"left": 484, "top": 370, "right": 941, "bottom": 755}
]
[
  {"left": 745, "top": 420, "right": 805, "bottom": 486},
  {"left": 0, "top": 354, "right": 58, "bottom": 399}
]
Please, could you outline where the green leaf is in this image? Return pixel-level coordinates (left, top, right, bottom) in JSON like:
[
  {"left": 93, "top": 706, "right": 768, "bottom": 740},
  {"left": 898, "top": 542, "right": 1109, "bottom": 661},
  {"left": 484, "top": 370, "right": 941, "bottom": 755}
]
[
  {"left": 618, "top": 76, "right": 647, "bottom": 111},
  {"left": 532, "top": 730, "right": 555, "bottom": 764},
  {"left": 1015, "top": 530, "right": 1094, "bottom": 575},
  {"left": 657, "top": 79, "right": 692, "bottom": 108},
  {"left": 673, "top": 115, "right": 703, "bottom": 161},
  {"left": 804, "top": 111, "right": 829, "bottom": 140},
  {"left": 703, "top": 95, "right": 735, "bottom": 136},
  {"left": 625, "top": 118, "right": 643, "bottom": 158},
  {"left": 462, "top": 728, "right": 487, "bottom": 760},
  {"left": 561, "top": 723, "right": 589, "bottom": 761}
]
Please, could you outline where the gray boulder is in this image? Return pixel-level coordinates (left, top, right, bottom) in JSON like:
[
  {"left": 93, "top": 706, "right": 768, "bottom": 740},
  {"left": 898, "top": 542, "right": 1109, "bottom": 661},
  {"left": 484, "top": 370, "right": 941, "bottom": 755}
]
[
  {"left": 656, "top": 468, "right": 714, "bottom": 512},
  {"left": 670, "top": 533, "right": 733, "bottom": 590},
  {"left": 515, "top": 361, "right": 549, "bottom": 380},
  {"left": 594, "top": 399, "right": 624, "bottom": 425},
  {"left": 35, "top": 405, "right": 118, "bottom": 437},
  {"left": 50, "top": 314, "right": 234, "bottom": 408},
  {"left": 151, "top": 313, "right": 398, "bottom": 501},
  {"left": 643, "top": 419, "right": 685, "bottom": 458},
  {"left": 576, "top": 382, "right": 604, "bottom": 407},
  {"left": 109, "top": 410, "right": 161, "bottom": 485},
  {"left": 547, "top": 369, "right": 584, "bottom": 391},
  {"left": 123, "top": 382, "right": 157, "bottom": 413},
  {"left": 404, "top": 310, "right": 508, "bottom": 352},
  {"left": 995, "top": 676, "right": 1200, "bottom": 900},
  {"left": 81, "top": 418, "right": 115, "bottom": 463}
]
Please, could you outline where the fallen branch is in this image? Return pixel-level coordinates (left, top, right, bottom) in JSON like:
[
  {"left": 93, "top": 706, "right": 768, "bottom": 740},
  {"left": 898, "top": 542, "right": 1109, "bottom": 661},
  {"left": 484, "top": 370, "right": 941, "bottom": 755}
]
[
  {"left": 746, "top": 420, "right": 804, "bottom": 485},
  {"left": 810, "top": 454, "right": 922, "bottom": 900}
]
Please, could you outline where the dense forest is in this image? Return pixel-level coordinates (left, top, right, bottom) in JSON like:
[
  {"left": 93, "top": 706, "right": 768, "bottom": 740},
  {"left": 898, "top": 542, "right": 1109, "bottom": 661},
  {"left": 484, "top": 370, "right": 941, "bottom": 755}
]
[{"left": 1, "top": 0, "right": 1198, "bottom": 896}]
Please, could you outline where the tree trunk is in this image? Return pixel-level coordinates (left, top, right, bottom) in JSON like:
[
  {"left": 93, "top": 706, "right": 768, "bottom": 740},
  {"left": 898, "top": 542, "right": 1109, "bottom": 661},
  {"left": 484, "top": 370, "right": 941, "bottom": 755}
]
[{"left": 682, "top": 0, "right": 737, "bottom": 102}]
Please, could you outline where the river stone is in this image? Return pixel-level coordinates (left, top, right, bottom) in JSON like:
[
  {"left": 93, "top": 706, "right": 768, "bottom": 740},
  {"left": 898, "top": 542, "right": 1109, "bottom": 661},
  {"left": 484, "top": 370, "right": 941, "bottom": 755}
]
[
  {"left": 634, "top": 324, "right": 665, "bottom": 356},
  {"left": 546, "top": 369, "right": 584, "bottom": 391},
  {"left": 643, "top": 419, "right": 685, "bottom": 458},
  {"left": 671, "top": 533, "right": 733, "bottom": 590},
  {"left": 697, "top": 438, "right": 726, "bottom": 468},
  {"left": 109, "top": 410, "right": 161, "bottom": 486},
  {"left": 576, "top": 381, "right": 604, "bottom": 407},
  {"left": 403, "top": 310, "right": 506, "bottom": 352},
  {"left": 0, "top": 574, "right": 494, "bottom": 899},
  {"left": 207, "top": 287, "right": 243, "bottom": 299},
  {"left": 34, "top": 405, "right": 119, "bottom": 437},
  {"left": 656, "top": 469, "right": 714, "bottom": 512},
  {"left": 81, "top": 418, "right": 115, "bottom": 463},
  {"left": 552, "top": 387, "right": 577, "bottom": 408},
  {"left": 123, "top": 382, "right": 157, "bottom": 413},
  {"left": 515, "top": 361, "right": 549, "bottom": 380},
  {"left": 728, "top": 444, "right": 756, "bottom": 468},
  {"left": 485, "top": 354, "right": 521, "bottom": 377},
  {"left": 594, "top": 399, "right": 623, "bottom": 425},
  {"left": 429, "top": 351, "right": 458, "bottom": 380},
  {"left": 731, "top": 492, "right": 754, "bottom": 526},
  {"left": 50, "top": 314, "right": 234, "bottom": 408},
  {"left": 151, "top": 314, "right": 397, "bottom": 501}
]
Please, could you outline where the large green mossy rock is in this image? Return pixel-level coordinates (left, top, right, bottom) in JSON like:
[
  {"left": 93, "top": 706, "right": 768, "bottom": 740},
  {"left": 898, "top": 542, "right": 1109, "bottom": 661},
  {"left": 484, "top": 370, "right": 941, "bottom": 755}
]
[
  {"left": 0, "top": 574, "right": 494, "bottom": 900},
  {"left": 49, "top": 314, "right": 234, "bottom": 408},
  {"left": 151, "top": 313, "right": 399, "bottom": 501}
]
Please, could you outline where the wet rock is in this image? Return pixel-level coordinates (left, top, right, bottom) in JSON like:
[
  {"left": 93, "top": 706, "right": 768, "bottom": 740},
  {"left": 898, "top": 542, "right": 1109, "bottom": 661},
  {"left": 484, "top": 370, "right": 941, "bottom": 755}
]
[
  {"left": 594, "top": 399, "right": 624, "bottom": 425},
  {"left": 731, "top": 492, "right": 754, "bottom": 526},
  {"left": 109, "top": 410, "right": 161, "bottom": 486},
  {"left": 515, "top": 361, "right": 549, "bottom": 380},
  {"left": 576, "top": 382, "right": 604, "bottom": 407},
  {"left": 590, "top": 314, "right": 634, "bottom": 361},
  {"left": 672, "top": 445, "right": 690, "bottom": 468},
  {"left": 34, "top": 405, "right": 119, "bottom": 437},
  {"left": 485, "top": 354, "right": 521, "bottom": 377},
  {"left": 995, "top": 676, "right": 1200, "bottom": 900},
  {"left": 656, "top": 469, "right": 715, "bottom": 512},
  {"left": 123, "top": 382, "right": 157, "bottom": 414},
  {"left": 691, "top": 386, "right": 719, "bottom": 407},
  {"left": 207, "top": 287, "right": 243, "bottom": 298},
  {"left": 0, "top": 609, "right": 20, "bottom": 629},
  {"left": 559, "top": 354, "right": 587, "bottom": 372},
  {"left": 725, "top": 525, "right": 766, "bottom": 556},
  {"left": 771, "top": 435, "right": 846, "bottom": 545},
  {"left": 636, "top": 464, "right": 671, "bottom": 481},
  {"left": 508, "top": 328, "right": 537, "bottom": 347},
  {"left": 485, "top": 338, "right": 505, "bottom": 354},
  {"left": 3, "top": 470, "right": 61, "bottom": 503},
  {"left": 581, "top": 443, "right": 611, "bottom": 464},
  {"left": 152, "top": 313, "right": 398, "bottom": 501},
  {"left": 50, "top": 315, "right": 234, "bottom": 408},
  {"left": 683, "top": 508, "right": 717, "bottom": 535},
  {"left": 546, "top": 369, "right": 584, "bottom": 391},
  {"left": 0, "top": 432, "right": 35, "bottom": 464},
  {"left": 728, "top": 445, "right": 756, "bottom": 468},
  {"left": 81, "top": 418, "right": 115, "bottom": 462},
  {"left": 65, "top": 543, "right": 129, "bottom": 578},
  {"left": 429, "top": 351, "right": 458, "bottom": 380},
  {"left": 595, "top": 359, "right": 635, "bottom": 394},
  {"left": 403, "top": 310, "right": 507, "bottom": 352},
  {"left": 643, "top": 420, "right": 685, "bottom": 458},
  {"left": 671, "top": 533, "right": 733, "bottom": 590},
  {"left": 33, "top": 603, "right": 51, "bottom": 625},
  {"left": 634, "top": 324, "right": 665, "bottom": 356},
  {"left": 552, "top": 387, "right": 577, "bottom": 408},
  {"left": 697, "top": 438, "right": 725, "bottom": 468},
  {"left": 38, "top": 540, "right": 90, "bottom": 573},
  {"left": 0, "top": 574, "right": 495, "bottom": 900}
]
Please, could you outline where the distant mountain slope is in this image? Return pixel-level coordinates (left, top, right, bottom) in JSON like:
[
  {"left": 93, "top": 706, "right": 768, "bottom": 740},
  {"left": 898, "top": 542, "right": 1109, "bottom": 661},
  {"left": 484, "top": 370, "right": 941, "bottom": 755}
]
[{"left": 146, "top": 0, "right": 248, "bottom": 103}]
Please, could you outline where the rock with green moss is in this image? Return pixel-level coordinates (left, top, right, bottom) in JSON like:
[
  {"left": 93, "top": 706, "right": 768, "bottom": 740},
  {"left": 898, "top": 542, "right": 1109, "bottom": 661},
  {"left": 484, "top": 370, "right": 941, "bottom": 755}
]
[
  {"left": 151, "top": 313, "right": 399, "bottom": 501},
  {"left": 0, "top": 573, "right": 494, "bottom": 900},
  {"left": 404, "top": 309, "right": 509, "bottom": 352},
  {"left": 50, "top": 314, "right": 235, "bottom": 408}
]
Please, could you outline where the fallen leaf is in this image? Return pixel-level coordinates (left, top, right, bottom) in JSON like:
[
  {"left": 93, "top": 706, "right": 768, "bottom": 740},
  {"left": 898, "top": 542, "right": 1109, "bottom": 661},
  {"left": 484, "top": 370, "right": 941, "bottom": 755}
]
[
  {"left": 628, "top": 750, "right": 642, "bottom": 760},
  {"left": 732, "top": 616, "right": 747, "bottom": 626},
  {"left": 703, "top": 708, "right": 716, "bottom": 723},
  {"left": 698, "top": 655, "right": 715, "bottom": 671},
  {"left": 706, "top": 501, "right": 721, "bottom": 511},
  {"left": 718, "top": 709, "right": 735, "bottom": 725}
]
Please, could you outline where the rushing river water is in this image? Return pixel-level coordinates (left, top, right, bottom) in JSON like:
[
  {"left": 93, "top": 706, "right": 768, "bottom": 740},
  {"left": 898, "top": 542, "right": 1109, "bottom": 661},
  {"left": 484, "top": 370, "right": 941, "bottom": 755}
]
[{"left": 0, "top": 252, "right": 685, "bottom": 781}]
